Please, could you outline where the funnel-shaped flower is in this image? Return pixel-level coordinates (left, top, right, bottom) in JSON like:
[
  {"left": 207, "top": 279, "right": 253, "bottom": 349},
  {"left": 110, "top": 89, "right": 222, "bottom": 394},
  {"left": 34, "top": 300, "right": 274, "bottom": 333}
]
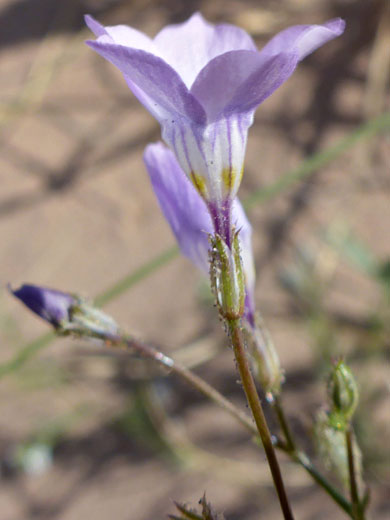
[
  {"left": 144, "top": 142, "right": 255, "bottom": 321},
  {"left": 85, "top": 13, "right": 345, "bottom": 224}
]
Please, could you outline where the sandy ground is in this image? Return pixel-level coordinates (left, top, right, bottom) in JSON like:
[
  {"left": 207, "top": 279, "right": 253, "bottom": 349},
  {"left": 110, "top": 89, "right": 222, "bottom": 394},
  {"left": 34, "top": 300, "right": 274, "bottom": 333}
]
[{"left": 0, "top": 0, "right": 389, "bottom": 519}]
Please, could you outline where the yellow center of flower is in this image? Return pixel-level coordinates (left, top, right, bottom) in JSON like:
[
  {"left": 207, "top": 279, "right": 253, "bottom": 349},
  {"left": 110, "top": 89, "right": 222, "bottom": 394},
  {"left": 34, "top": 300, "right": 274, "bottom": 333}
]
[
  {"left": 190, "top": 171, "right": 207, "bottom": 198},
  {"left": 221, "top": 167, "right": 243, "bottom": 193}
]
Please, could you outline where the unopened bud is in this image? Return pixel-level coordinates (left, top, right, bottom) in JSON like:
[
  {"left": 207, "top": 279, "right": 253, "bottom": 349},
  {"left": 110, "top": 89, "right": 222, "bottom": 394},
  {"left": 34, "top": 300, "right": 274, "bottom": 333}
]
[
  {"left": 327, "top": 360, "right": 358, "bottom": 423},
  {"left": 10, "top": 284, "right": 75, "bottom": 328},
  {"left": 244, "top": 315, "right": 283, "bottom": 394},
  {"left": 209, "top": 232, "right": 245, "bottom": 321},
  {"left": 10, "top": 283, "right": 118, "bottom": 338}
]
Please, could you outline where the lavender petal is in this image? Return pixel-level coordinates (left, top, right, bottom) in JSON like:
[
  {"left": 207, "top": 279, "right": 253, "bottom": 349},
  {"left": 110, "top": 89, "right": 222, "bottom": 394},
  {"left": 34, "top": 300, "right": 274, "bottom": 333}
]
[
  {"left": 144, "top": 142, "right": 212, "bottom": 272},
  {"left": 153, "top": 12, "right": 257, "bottom": 88},
  {"left": 86, "top": 41, "right": 206, "bottom": 125},
  {"left": 191, "top": 49, "right": 297, "bottom": 120},
  {"left": 85, "top": 14, "right": 157, "bottom": 53},
  {"left": 260, "top": 18, "right": 346, "bottom": 61}
]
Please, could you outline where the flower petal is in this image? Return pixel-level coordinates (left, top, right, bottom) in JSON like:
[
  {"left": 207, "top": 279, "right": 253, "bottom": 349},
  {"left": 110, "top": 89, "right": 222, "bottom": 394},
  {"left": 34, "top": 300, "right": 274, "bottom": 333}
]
[
  {"left": 84, "top": 14, "right": 106, "bottom": 37},
  {"left": 162, "top": 111, "right": 253, "bottom": 206},
  {"left": 144, "top": 142, "right": 213, "bottom": 272},
  {"left": 86, "top": 40, "right": 206, "bottom": 124},
  {"left": 191, "top": 49, "right": 297, "bottom": 120},
  {"left": 260, "top": 18, "right": 346, "bottom": 61},
  {"left": 85, "top": 14, "right": 157, "bottom": 53},
  {"left": 153, "top": 12, "right": 257, "bottom": 88}
]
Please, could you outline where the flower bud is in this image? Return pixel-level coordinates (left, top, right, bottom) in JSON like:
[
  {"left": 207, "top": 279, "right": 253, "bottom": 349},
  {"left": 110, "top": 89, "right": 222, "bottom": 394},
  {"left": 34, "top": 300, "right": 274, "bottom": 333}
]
[
  {"left": 244, "top": 315, "right": 283, "bottom": 395},
  {"left": 327, "top": 360, "right": 358, "bottom": 423},
  {"left": 209, "top": 232, "right": 245, "bottom": 321},
  {"left": 10, "top": 284, "right": 74, "bottom": 328},
  {"left": 10, "top": 283, "right": 118, "bottom": 338}
]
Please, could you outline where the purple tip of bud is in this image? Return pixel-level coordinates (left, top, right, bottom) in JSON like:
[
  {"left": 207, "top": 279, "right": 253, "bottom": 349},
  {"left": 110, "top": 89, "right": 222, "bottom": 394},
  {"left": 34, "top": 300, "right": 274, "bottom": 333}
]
[{"left": 9, "top": 284, "right": 75, "bottom": 327}]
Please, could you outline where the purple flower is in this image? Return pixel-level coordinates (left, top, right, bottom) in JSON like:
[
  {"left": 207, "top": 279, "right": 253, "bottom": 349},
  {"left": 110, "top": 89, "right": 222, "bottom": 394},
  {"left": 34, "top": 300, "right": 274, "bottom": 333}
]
[
  {"left": 10, "top": 284, "right": 74, "bottom": 327},
  {"left": 85, "top": 13, "right": 345, "bottom": 221},
  {"left": 144, "top": 142, "right": 255, "bottom": 321}
]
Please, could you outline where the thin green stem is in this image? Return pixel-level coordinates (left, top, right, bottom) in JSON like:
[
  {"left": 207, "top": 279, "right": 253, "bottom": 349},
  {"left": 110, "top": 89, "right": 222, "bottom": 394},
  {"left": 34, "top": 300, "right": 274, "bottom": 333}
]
[
  {"left": 292, "top": 451, "right": 353, "bottom": 517},
  {"left": 271, "top": 391, "right": 353, "bottom": 517},
  {"left": 106, "top": 329, "right": 354, "bottom": 519},
  {"left": 105, "top": 330, "right": 353, "bottom": 518},
  {"left": 227, "top": 319, "right": 295, "bottom": 520},
  {"left": 104, "top": 332, "right": 258, "bottom": 438},
  {"left": 271, "top": 394, "right": 296, "bottom": 452},
  {"left": 346, "top": 427, "right": 364, "bottom": 520},
  {"left": 109, "top": 329, "right": 357, "bottom": 519}
]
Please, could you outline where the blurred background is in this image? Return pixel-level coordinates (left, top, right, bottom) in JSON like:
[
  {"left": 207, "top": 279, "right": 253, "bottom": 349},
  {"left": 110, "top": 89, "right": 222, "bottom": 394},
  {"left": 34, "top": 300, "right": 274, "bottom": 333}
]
[{"left": 0, "top": 0, "right": 389, "bottom": 518}]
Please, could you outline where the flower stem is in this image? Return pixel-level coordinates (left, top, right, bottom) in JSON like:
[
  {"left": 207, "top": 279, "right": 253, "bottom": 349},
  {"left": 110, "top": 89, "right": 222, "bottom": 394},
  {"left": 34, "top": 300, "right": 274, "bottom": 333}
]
[
  {"left": 270, "top": 394, "right": 296, "bottom": 452},
  {"left": 271, "top": 392, "right": 353, "bottom": 517},
  {"left": 346, "top": 427, "right": 364, "bottom": 520},
  {"left": 227, "top": 318, "right": 295, "bottom": 520},
  {"left": 97, "top": 329, "right": 353, "bottom": 518},
  {"left": 293, "top": 451, "right": 353, "bottom": 517},
  {"left": 104, "top": 332, "right": 258, "bottom": 438}
]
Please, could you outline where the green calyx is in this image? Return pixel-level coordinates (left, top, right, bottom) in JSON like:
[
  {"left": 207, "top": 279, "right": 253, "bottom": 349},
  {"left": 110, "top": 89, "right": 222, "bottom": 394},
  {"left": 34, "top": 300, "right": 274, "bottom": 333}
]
[
  {"left": 209, "top": 231, "right": 245, "bottom": 321},
  {"left": 58, "top": 297, "right": 119, "bottom": 339},
  {"left": 327, "top": 360, "right": 359, "bottom": 423}
]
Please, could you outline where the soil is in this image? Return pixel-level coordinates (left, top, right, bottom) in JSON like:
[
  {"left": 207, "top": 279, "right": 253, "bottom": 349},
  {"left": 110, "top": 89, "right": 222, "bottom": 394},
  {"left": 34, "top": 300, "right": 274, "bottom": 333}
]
[{"left": 0, "top": 1, "right": 389, "bottom": 519}]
